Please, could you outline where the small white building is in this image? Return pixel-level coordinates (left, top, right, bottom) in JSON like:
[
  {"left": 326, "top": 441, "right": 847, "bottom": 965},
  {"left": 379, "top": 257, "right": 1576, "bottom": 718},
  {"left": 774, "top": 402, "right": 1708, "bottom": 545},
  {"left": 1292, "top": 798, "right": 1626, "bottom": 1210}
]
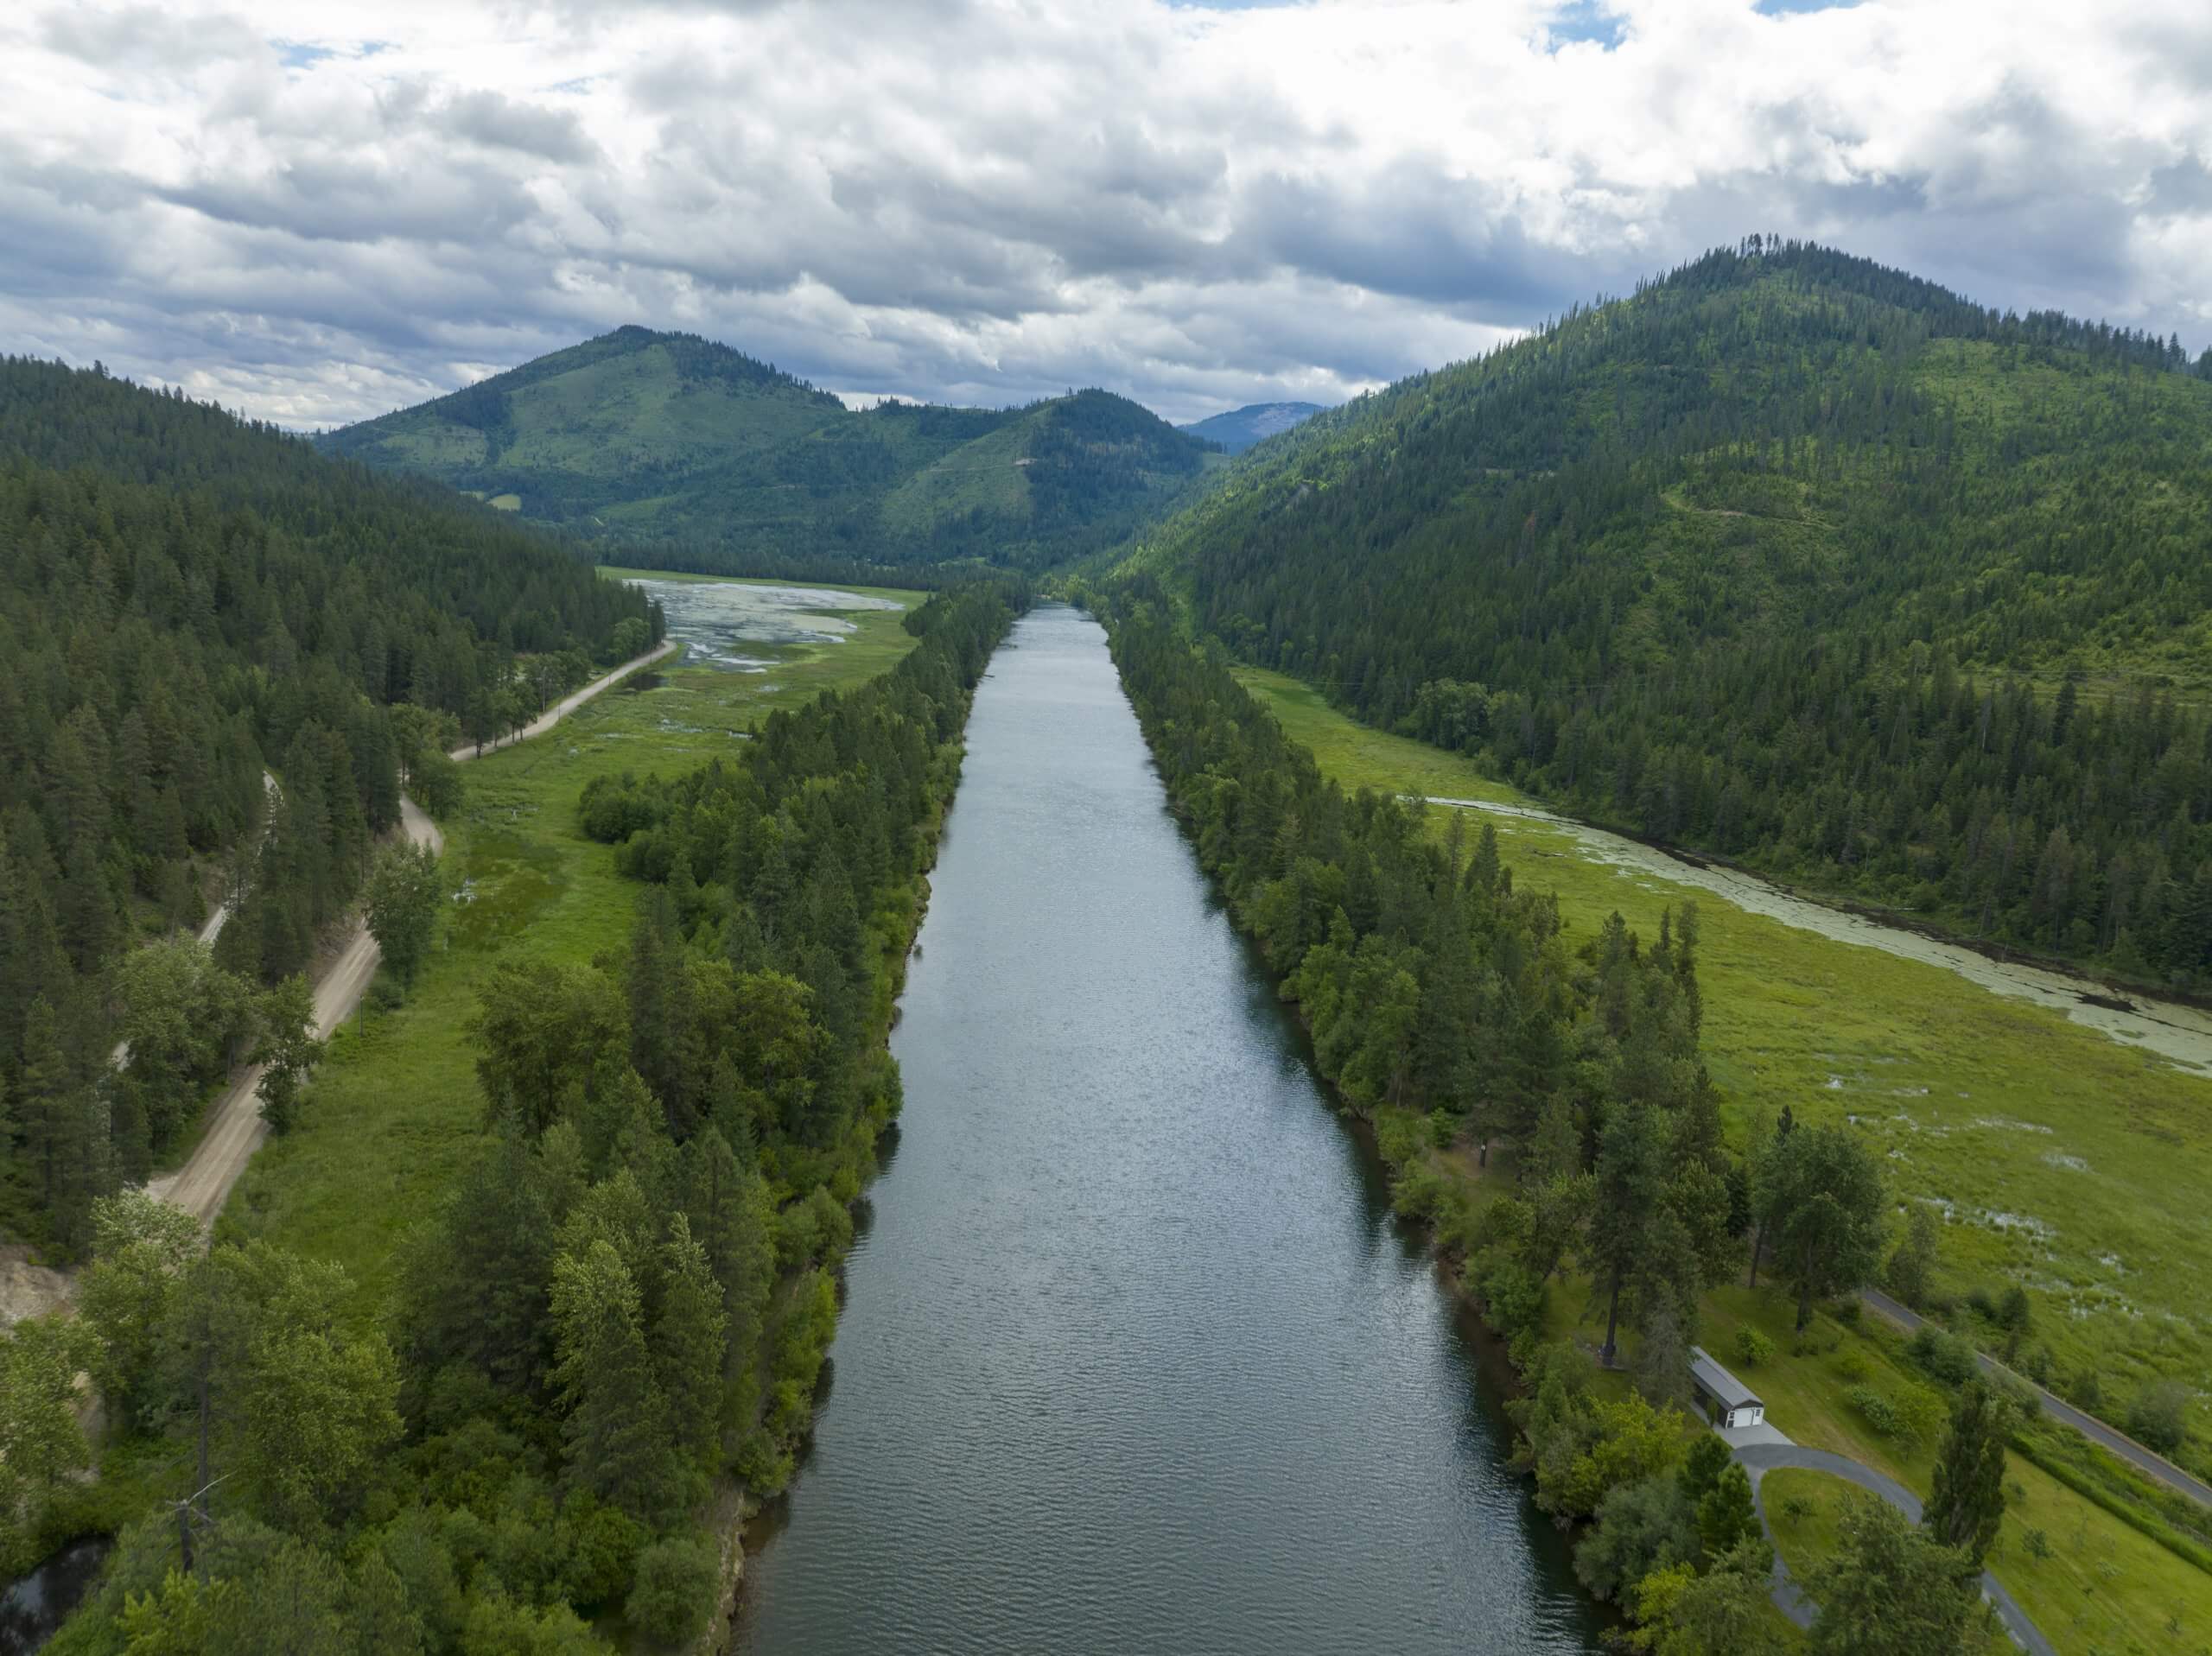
[{"left": 1688, "top": 1345, "right": 1765, "bottom": 1430}]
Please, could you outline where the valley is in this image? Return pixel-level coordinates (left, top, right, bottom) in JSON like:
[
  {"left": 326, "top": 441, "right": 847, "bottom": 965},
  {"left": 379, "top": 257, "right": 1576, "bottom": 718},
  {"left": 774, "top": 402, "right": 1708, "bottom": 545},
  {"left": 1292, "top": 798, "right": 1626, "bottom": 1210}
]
[{"left": 8, "top": 229, "right": 2212, "bottom": 1656}]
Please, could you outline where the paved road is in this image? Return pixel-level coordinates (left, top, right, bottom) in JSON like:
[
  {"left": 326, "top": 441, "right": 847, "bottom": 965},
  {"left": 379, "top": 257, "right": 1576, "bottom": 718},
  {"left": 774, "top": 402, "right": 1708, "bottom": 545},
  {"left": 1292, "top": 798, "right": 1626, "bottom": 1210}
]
[
  {"left": 1861, "top": 1286, "right": 2212, "bottom": 1509},
  {"left": 1734, "top": 1442, "right": 2053, "bottom": 1656},
  {"left": 142, "top": 641, "right": 672, "bottom": 1226}
]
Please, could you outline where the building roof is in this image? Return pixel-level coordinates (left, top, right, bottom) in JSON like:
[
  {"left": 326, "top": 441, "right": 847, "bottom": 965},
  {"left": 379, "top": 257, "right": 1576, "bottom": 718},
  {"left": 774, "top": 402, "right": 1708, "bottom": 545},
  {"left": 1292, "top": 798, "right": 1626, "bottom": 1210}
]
[{"left": 1688, "top": 1345, "right": 1762, "bottom": 1410}]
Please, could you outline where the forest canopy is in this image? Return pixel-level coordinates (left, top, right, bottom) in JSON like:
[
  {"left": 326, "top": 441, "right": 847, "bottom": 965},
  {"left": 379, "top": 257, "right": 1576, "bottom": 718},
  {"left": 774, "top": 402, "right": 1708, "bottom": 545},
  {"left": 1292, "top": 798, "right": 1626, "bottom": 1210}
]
[
  {"left": 1131, "top": 240, "right": 2212, "bottom": 986},
  {"left": 0, "top": 357, "right": 659, "bottom": 1248}
]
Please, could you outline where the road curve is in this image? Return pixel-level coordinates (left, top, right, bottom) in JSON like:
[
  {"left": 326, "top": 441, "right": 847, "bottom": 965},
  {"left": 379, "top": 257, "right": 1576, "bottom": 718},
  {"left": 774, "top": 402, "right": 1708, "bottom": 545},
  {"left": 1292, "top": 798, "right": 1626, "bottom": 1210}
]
[
  {"left": 1860, "top": 1286, "right": 2212, "bottom": 1509},
  {"left": 1733, "top": 1442, "right": 2052, "bottom": 1656},
  {"left": 143, "top": 640, "right": 674, "bottom": 1227}
]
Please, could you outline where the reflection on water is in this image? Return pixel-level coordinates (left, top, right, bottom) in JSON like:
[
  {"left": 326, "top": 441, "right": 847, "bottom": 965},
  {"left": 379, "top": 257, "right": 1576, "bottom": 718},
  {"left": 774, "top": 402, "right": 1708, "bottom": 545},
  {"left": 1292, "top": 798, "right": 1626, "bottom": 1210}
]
[
  {"left": 618, "top": 578, "right": 905, "bottom": 672},
  {"left": 734, "top": 607, "right": 1602, "bottom": 1656},
  {"left": 1424, "top": 795, "right": 2212, "bottom": 1075},
  {"left": 0, "top": 1537, "right": 111, "bottom": 1654}
]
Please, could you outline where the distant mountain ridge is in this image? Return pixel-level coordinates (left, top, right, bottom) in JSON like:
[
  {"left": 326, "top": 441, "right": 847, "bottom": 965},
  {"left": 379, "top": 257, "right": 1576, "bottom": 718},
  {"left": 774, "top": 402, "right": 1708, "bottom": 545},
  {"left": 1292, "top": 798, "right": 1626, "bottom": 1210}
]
[
  {"left": 1178, "top": 401, "right": 1327, "bottom": 454},
  {"left": 321, "top": 327, "right": 1217, "bottom": 576}
]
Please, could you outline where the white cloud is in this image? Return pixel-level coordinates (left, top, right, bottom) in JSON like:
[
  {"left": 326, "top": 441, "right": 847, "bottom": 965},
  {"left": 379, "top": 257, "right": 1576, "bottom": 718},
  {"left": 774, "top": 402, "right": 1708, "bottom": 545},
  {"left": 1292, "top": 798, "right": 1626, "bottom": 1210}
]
[{"left": 0, "top": 0, "right": 2206, "bottom": 428}]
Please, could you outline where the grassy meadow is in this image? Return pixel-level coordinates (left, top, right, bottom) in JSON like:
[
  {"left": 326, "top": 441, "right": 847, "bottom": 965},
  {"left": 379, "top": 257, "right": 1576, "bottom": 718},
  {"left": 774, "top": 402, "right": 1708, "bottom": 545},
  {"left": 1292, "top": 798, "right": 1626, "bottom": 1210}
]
[
  {"left": 1234, "top": 665, "right": 2212, "bottom": 1655},
  {"left": 1236, "top": 663, "right": 2212, "bottom": 1442},
  {"left": 218, "top": 580, "right": 924, "bottom": 1319}
]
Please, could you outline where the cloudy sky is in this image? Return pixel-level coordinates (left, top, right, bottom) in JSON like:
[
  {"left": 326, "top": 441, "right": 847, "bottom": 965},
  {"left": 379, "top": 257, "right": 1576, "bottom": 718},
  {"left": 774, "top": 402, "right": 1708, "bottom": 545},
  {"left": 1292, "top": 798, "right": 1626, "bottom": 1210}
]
[{"left": 3, "top": 0, "right": 2209, "bottom": 428}]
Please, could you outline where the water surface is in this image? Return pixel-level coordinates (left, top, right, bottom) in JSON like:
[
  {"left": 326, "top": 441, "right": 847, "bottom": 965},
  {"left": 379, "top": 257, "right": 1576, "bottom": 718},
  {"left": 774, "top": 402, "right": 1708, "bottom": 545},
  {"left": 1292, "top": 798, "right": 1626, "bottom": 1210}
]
[
  {"left": 0, "top": 1539, "right": 110, "bottom": 1655},
  {"left": 734, "top": 606, "right": 1600, "bottom": 1655},
  {"left": 619, "top": 577, "right": 905, "bottom": 671}
]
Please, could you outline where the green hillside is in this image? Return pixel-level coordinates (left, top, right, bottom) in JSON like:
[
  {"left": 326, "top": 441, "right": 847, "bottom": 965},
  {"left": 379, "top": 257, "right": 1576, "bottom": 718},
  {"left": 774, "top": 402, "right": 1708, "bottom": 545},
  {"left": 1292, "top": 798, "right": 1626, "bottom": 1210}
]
[
  {"left": 0, "top": 357, "right": 656, "bottom": 1250},
  {"left": 1128, "top": 240, "right": 2212, "bottom": 987},
  {"left": 323, "top": 328, "right": 1214, "bottom": 576}
]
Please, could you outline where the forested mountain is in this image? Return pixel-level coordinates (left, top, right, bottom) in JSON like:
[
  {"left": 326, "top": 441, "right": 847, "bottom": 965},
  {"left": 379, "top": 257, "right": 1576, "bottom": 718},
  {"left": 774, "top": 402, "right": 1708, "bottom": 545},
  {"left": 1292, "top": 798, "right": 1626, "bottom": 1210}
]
[
  {"left": 1177, "top": 401, "right": 1327, "bottom": 454},
  {"left": 0, "top": 358, "right": 657, "bottom": 1248},
  {"left": 1134, "top": 240, "right": 2212, "bottom": 987},
  {"left": 323, "top": 327, "right": 1217, "bottom": 577}
]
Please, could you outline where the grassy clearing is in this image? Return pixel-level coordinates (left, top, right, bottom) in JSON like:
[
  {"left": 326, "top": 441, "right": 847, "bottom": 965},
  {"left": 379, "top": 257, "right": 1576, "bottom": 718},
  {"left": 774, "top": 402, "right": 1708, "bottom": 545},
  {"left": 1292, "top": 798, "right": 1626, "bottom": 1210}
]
[
  {"left": 1760, "top": 1466, "right": 1853, "bottom": 1580},
  {"left": 219, "top": 587, "right": 924, "bottom": 1321},
  {"left": 1235, "top": 663, "right": 2212, "bottom": 1450}
]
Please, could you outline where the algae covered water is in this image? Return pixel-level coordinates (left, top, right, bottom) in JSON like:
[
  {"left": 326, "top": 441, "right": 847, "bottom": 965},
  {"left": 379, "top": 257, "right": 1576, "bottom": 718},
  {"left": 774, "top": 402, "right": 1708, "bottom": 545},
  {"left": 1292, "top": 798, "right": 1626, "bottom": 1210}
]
[{"left": 734, "top": 606, "right": 1601, "bottom": 1654}]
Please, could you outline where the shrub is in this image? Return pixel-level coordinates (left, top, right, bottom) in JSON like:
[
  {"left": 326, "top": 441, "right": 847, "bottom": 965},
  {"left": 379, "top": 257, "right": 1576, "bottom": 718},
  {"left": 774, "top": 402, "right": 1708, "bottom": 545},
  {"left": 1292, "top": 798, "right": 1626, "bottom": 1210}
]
[
  {"left": 1894, "top": 1383, "right": 1948, "bottom": 1448},
  {"left": 1907, "top": 1325, "right": 1980, "bottom": 1387},
  {"left": 2127, "top": 1381, "right": 2191, "bottom": 1456},
  {"left": 625, "top": 1533, "right": 721, "bottom": 1646},
  {"left": 1848, "top": 1385, "right": 1902, "bottom": 1436},
  {"left": 1732, "top": 1327, "right": 1775, "bottom": 1368},
  {"left": 1476, "top": 1253, "right": 1548, "bottom": 1346},
  {"left": 1833, "top": 1349, "right": 1872, "bottom": 1384}
]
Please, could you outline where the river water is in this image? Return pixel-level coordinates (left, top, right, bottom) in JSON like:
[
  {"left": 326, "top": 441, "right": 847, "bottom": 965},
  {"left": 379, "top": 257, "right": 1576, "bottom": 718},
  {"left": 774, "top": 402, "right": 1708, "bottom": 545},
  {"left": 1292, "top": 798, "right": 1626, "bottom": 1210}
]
[{"left": 734, "top": 606, "right": 1601, "bottom": 1654}]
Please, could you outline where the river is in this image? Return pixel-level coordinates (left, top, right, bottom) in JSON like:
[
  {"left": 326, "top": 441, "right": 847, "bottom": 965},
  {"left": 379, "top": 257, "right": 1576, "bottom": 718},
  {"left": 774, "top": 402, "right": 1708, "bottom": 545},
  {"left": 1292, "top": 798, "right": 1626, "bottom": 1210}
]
[{"left": 733, "top": 606, "right": 1602, "bottom": 1654}]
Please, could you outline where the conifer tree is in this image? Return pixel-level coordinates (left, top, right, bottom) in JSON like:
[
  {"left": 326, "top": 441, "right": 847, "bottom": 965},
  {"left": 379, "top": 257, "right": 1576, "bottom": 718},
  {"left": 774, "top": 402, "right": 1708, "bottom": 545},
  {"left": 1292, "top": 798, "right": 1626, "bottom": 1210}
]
[{"left": 1924, "top": 1378, "right": 2013, "bottom": 1567}]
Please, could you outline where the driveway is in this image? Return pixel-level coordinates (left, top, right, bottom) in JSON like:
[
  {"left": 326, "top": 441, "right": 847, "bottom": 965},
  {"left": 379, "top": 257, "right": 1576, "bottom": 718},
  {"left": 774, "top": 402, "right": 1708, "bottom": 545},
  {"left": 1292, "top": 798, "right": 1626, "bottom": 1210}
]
[{"left": 1732, "top": 1439, "right": 2053, "bottom": 1656}]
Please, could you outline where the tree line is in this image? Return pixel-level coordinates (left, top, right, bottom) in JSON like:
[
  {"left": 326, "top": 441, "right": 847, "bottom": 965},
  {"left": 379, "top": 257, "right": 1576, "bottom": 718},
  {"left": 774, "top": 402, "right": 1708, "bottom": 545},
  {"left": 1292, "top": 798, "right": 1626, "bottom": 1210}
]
[
  {"left": 1151, "top": 240, "right": 2212, "bottom": 986},
  {"left": 1094, "top": 574, "right": 2032, "bottom": 1651},
  {"left": 6, "top": 583, "right": 1020, "bottom": 1650},
  {"left": 0, "top": 357, "right": 660, "bottom": 1252}
]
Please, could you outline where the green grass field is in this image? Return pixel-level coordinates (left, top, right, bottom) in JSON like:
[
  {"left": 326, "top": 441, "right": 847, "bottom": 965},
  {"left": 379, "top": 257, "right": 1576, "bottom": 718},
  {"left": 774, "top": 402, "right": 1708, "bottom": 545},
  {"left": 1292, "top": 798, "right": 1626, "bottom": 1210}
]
[
  {"left": 1235, "top": 663, "right": 2212, "bottom": 1654},
  {"left": 219, "top": 581, "right": 924, "bottom": 1320},
  {"left": 1235, "top": 663, "right": 2212, "bottom": 1446}
]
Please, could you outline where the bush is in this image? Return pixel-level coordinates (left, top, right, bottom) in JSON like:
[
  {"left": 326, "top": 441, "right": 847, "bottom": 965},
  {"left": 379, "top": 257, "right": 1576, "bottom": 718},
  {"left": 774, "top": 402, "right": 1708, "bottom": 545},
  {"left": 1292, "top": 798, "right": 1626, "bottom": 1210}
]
[
  {"left": 1476, "top": 1252, "right": 1548, "bottom": 1346},
  {"left": 1732, "top": 1327, "right": 1775, "bottom": 1368},
  {"left": 1907, "top": 1325, "right": 1980, "bottom": 1387},
  {"left": 1833, "top": 1349, "right": 1872, "bottom": 1384},
  {"left": 626, "top": 1533, "right": 721, "bottom": 1646},
  {"left": 2128, "top": 1381, "right": 2191, "bottom": 1456},
  {"left": 1848, "top": 1385, "right": 1902, "bottom": 1437}
]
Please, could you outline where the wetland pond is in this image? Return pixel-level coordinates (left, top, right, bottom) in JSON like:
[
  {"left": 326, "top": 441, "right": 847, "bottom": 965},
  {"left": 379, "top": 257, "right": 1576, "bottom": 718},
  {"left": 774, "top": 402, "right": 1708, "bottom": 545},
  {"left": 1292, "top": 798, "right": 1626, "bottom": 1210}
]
[
  {"left": 732, "top": 606, "right": 1603, "bottom": 1654},
  {"left": 619, "top": 576, "right": 906, "bottom": 672}
]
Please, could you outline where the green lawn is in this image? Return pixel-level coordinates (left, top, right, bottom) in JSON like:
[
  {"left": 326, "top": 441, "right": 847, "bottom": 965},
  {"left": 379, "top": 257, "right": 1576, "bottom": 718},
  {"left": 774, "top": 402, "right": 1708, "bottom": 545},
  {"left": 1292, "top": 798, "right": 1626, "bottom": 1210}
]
[
  {"left": 1235, "top": 663, "right": 2212, "bottom": 1456},
  {"left": 218, "top": 589, "right": 924, "bottom": 1320}
]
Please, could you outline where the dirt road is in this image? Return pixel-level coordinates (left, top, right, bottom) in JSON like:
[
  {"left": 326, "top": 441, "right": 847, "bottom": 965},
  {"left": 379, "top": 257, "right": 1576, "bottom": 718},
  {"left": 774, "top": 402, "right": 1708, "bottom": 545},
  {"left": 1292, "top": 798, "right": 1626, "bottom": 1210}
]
[{"left": 137, "top": 640, "right": 674, "bottom": 1228}]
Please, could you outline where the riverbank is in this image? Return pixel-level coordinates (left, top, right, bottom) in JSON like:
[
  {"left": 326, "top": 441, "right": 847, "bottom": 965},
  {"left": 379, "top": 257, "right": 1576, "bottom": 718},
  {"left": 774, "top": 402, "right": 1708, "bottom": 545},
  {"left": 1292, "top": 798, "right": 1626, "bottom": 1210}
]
[
  {"left": 732, "top": 605, "right": 1605, "bottom": 1653},
  {"left": 1202, "top": 652, "right": 2212, "bottom": 1653},
  {"left": 1232, "top": 662, "right": 2212, "bottom": 1450},
  {"left": 14, "top": 580, "right": 941, "bottom": 1653}
]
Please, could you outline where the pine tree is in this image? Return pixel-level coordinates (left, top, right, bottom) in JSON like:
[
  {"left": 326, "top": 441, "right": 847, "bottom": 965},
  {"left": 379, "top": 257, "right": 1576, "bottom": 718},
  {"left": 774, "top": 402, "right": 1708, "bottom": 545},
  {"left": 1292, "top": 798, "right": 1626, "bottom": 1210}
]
[
  {"left": 549, "top": 1239, "right": 673, "bottom": 1520},
  {"left": 654, "top": 1214, "right": 730, "bottom": 1490},
  {"left": 1697, "top": 1462, "right": 1762, "bottom": 1560}
]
